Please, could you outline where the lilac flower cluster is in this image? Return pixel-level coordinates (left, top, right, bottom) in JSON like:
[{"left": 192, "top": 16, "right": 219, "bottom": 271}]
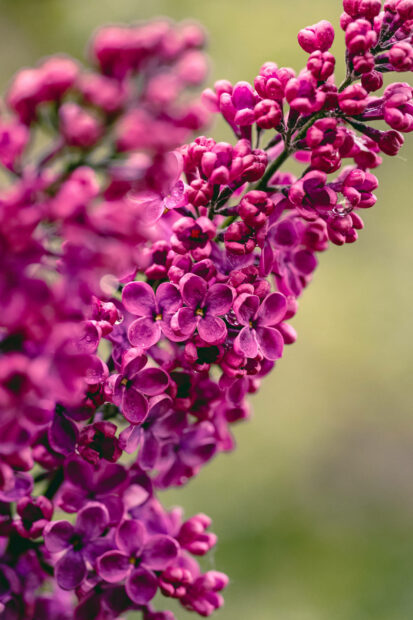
[{"left": 0, "top": 3, "right": 411, "bottom": 618}]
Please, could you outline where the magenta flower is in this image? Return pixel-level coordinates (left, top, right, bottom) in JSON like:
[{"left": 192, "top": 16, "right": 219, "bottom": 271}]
[
  {"left": 285, "top": 74, "right": 326, "bottom": 114},
  {"left": 343, "top": 0, "right": 382, "bottom": 19},
  {"left": 297, "top": 20, "right": 335, "bottom": 53},
  {"left": 59, "top": 102, "right": 102, "bottom": 148},
  {"left": 77, "top": 421, "right": 122, "bottom": 465},
  {"left": 338, "top": 84, "right": 369, "bottom": 115},
  {"left": 233, "top": 292, "right": 287, "bottom": 360},
  {"left": 307, "top": 51, "right": 336, "bottom": 81},
  {"left": 58, "top": 456, "right": 130, "bottom": 525},
  {"left": 111, "top": 350, "right": 170, "bottom": 424},
  {"left": 173, "top": 274, "right": 233, "bottom": 344},
  {"left": 155, "top": 420, "right": 218, "bottom": 489},
  {"left": 177, "top": 513, "right": 217, "bottom": 556},
  {"left": 123, "top": 281, "right": 183, "bottom": 348},
  {"left": 97, "top": 519, "right": 179, "bottom": 604},
  {"left": 119, "top": 395, "right": 173, "bottom": 472},
  {"left": 44, "top": 502, "right": 110, "bottom": 590},
  {"left": 181, "top": 568, "right": 229, "bottom": 617},
  {"left": 15, "top": 495, "right": 53, "bottom": 539}
]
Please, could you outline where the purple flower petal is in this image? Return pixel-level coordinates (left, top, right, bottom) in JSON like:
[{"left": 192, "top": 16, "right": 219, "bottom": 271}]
[
  {"left": 44, "top": 520, "right": 74, "bottom": 553},
  {"left": 233, "top": 294, "right": 260, "bottom": 326},
  {"left": 180, "top": 421, "right": 217, "bottom": 467},
  {"left": 259, "top": 242, "right": 275, "bottom": 277},
  {"left": 95, "top": 463, "right": 128, "bottom": 494},
  {"left": 180, "top": 274, "right": 207, "bottom": 309},
  {"left": 55, "top": 549, "right": 86, "bottom": 590},
  {"left": 48, "top": 411, "right": 78, "bottom": 456},
  {"left": 128, "top": 317, "right": 161, "bottom": 348},
  {"left": 65, "top": 457, "right": 93, "bottom": 489},
  {"left": 147, "top": 394, "right": 172, "bottom": 420},
  {"left": 59, "top": 486, "right": 86, "bottom": 513},
  {"left": 160, "top": 315, "right": 190, "bottom": 342},
  {"left": 129, "top": 191, "right": 164, "bottom": 225},
  {"left": 122, "top": 281, "right": 156, "bottom": 317},
  {"left": 116, "top": 519, "right": 145, "bottom": 556},
  {"left": 99, "top": 494, "right": 125, "bottom": 525},
  {"left": 234, "top": 326, "right": 259, "bottom": 358},
  {"left": 171, "top": 307, "right": 197, "bottom": 336},
  {"left": 119, "top": 424, "right": 143, "bottom": 454},
  {"left": 75, "top": 502, "right": 109, "bottom": 539},
  {"left": 228, "top": 377, "right": 248, "bottom": 404},
  {"left": 125, "top": 567, "right": 158, "bottom": 605},
  {"left": 141, "top": 535, "right": 179, "bottom": 571},
  {"left": 256, "top": 326, "right": 284, "bottom": 360},
  {"left": 256, "top": 292, "right": 287, "bottom": 327},
  {"left": 134, "top": 368, "right": 169, "bottom": 396},
  {"left": 84, "top": 356, "right": 109, "bottom": 385},
  {"left": 204, "top": 284, "right": 233, "bottom": 316},
  {"left": 78, "top": 322, "right": 100, "bottom": 354},
  {"left": 138, "top": 433, "right": 159, "bottom": 471},
  {"left": 164, "top": 179, "right": 185, "bottom": 209},
  {"left": 198, "top": 315, "right": 227, "bottom": 344},
  {"left": 156, "top": 282, "right": 182, "bottom": 314},
  {"left": 122, "top": 387, "right": 148, "bottom": 425},
  {"left": 97, "top": 550, "right": 130, "bottom": 583},
  {"left": 293, "top": 249, "right": 318, "bottom": 275},
  {"left": 84, "top": 538, "right": 114, "bottom": 564},
  {"left": 0, "top": 472, "right": 33, "bottom": 502},
  {"left": 122, "top": 350, "right": 148, "bottom": 380}
]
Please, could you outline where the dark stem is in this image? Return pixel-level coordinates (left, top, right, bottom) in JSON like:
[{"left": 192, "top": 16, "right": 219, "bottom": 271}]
[{"left": 44, "top": 467, "right": 64, "bottom": 500}]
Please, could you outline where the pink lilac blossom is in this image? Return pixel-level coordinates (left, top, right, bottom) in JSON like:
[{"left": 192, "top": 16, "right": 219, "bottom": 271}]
[{"left": 0, "top": 4, "right": 411, "bottom": 619}]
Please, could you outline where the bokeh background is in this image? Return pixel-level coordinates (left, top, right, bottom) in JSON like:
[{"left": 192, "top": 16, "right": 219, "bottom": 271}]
[{"left": 1, "top": 1, "right": 412, "bottom": 618}]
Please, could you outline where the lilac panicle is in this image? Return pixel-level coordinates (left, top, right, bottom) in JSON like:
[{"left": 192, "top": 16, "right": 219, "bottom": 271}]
[{"left": 0, "top": 4, "right": 412, "bottom": 619}]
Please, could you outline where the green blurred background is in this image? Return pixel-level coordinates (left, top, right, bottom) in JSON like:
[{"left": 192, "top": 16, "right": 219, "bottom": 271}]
[{"left": 1, "top": 1, "right": 412, "bottom": 618}]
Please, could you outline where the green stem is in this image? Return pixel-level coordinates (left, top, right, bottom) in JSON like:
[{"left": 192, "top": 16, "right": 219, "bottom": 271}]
[
  {"left": 338, "top": 74, "right": 354, "bottom": 92},
  {"left": 44, "top": 467, "right": 64, "bottom": 500},
  {"left": 254, "top": 147, "right": 291, "bottom": 191},
  {"left": 221, "top": 214, "right": 238, "bottom": 229},
  {"left": 255, "top": 111, "right": 326, "bottom": 191}
]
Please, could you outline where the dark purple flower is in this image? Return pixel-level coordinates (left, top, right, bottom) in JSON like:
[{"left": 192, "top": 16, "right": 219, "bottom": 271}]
[
  {"left": 155, "top": 420, "right": 218, "bottom": 489},
  {"left": 173, "top": 274, "right": 233, "bottom": 344},
  {"left": 289, "top": 170, "right": 337, "bottom": 218},
  {"left": 44, "top": 502, "right": 110, "bottom": 590},
  {"left": 58, "top": 456, "right": 132, "bottom": 525},
  {"left": 15, "top": 495, "right": 53, "bottom": 539},
  {"left": 233, "top": 292, "right": 286, "bottom": 360},
  {"left": 78, "top": 421, "right": 122, "bottom": 465},
  {"left": 97, "top": 519, "right": 179, "bottom": 605},
  {"left": 110, "top": 349, "right": 169, "bottom": 424},
  {"left": 119, "top": 395, "right": 173, "bottom": 472}
]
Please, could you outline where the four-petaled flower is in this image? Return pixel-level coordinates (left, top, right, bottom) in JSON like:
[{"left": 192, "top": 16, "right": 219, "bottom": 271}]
[
  {"left": 111, "top": 350, "right": 170, "bottom": 424},
  {"left": 173, "top": 274, "right": 233, "bottom": 344},
  {"left": 44, "top": 502, "right": 110, "bottom": 590},
  {"left": 233, "top": 292, "right": 287, "bottom": 360},
  {"left": 123, "top": 281, "right": 184, "bottom": 348},
  {"left": 97, "top": 519, "right": 179, "bottom": 605}
]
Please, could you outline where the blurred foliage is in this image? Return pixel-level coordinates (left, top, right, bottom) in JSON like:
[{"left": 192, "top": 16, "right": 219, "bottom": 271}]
[{"left": 1, "top": 0, "right": 412, "bottom": 618}]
